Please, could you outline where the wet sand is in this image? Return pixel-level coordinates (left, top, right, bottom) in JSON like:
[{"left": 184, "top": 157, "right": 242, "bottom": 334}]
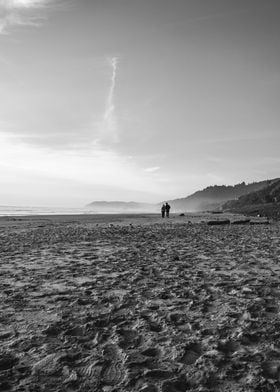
[{"left": 0, "top": 213, "right": 280, "bottom": 391}]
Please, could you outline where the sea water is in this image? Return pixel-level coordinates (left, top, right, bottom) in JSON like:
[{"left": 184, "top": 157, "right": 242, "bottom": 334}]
[{"left": 0, "top": 205, "right": 91, "bottom": 216}]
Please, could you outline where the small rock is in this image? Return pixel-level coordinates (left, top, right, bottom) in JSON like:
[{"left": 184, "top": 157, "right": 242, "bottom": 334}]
[
  {"left": 242, "top": 287, "right": 253, "bottom": 294},
  {"left": 240, "top": 311, "right": 251, "bottom": 321},
  {"left": 204, "top": 349, "right": 220, "bottom": 358}
]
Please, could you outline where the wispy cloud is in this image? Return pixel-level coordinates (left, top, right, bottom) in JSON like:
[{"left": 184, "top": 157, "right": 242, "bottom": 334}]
[
  {"left": 144, "top": 166, "right": 160, "bottom": 173},
  {"left": 97, "top": 56, "right": 120, "bottom": 144},
  {"left": 0, "top": 0, "right": 59, "bottom": 34},
  {"left": 3, "top": 0, "right": 47, "bottom": 8}
]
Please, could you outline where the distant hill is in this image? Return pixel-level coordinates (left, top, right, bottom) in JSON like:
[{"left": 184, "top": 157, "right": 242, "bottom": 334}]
[
  {"left": 85, "top": 201, "right": 157, "bottom": 213},
  {"left": 223, "top": 178, "right": 280, "bottom": 219},
  {"left": 165, "top": 179, "right": 277, "bottom": 212},
  {"left": 86, "top": 178, "right": 279, "bottom": 214}
]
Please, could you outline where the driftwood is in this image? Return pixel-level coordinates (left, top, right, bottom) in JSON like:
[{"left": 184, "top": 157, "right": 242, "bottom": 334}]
[
  {"left": 250, "top": 220, "right": 270, "bottom": 225},
  {"left": 207, "top": 219, "right": 230, "bottom": 226},
  {"left": 231, "top": 219, "right": 251, "bottom": 225}
]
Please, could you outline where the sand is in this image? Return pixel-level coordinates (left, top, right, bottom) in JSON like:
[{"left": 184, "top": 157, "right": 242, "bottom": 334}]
[{"left": 0, "top": 213, "right": 279, "bottom": 392}]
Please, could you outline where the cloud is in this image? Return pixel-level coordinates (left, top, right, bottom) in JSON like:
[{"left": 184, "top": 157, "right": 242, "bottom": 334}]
[
  {"left": 144, "top": 166, "right": 160, "bottom": 173},
  {"left": 3, "top": 0, "right": 47, "bottom": 8},
  {"left": 0, "top": 131, "right": 164, "bottom": 201},
  {"left": 97, "top": 56, "right": 120, "bottom": 144},
  {"left": 0, "top": 0, "right": 58, "bottom": 34}
]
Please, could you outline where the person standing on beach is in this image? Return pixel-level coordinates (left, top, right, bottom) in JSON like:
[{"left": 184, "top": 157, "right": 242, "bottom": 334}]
[
  {"left": 161, "top": 204, "right": 166, "bottom": 218},
  {"left": 165, "top": 202, "right": 171, "bottom": 218}
]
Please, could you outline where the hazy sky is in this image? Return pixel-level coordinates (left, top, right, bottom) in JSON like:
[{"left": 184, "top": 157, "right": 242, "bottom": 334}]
[{"left": 0, "top": 0, "right": 279, "bottom": 206}]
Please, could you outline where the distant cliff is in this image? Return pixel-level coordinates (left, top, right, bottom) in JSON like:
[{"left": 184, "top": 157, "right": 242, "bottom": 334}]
[
  {"left": 166, "top": 179, "right": 276, "bottom": 212},
  {"left": 86, "top": 178, "right": 279, "bottom": 214},
  {"left": 223, "top": 178, "right": 280, "bottom": 219}
]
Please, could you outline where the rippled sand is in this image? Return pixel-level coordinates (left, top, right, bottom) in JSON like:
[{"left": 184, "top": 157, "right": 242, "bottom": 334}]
[{"left": 0, "top": 213, "right": 279, "bottom": 391}]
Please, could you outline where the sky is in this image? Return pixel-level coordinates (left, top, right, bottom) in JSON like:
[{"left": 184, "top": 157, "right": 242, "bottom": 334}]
[{"left": 0, "top": 0, "right": 279, "bottom": 206}]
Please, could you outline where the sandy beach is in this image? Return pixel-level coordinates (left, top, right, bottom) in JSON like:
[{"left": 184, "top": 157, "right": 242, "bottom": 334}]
[{"left": 0, "top": 213, "right": 280, "bottom": 392}]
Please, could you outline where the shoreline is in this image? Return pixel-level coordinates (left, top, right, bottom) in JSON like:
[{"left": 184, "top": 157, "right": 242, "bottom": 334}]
[{"left": 0, "top": 211, "right": 270, "bottom": 226}]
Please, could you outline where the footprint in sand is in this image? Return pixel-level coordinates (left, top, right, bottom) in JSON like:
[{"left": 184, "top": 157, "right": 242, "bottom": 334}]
[
  {"left": 179, "top": 342, "right": 202, "bottom": 365},
  {"left": 161, "top": 376, "right": 190, "bottom": 392},
  {"left": 0, "top": 352, "right": 18, "bottom": 371},
  {"left": 261, "top": 350, "right": 280, "bottom": 381},
  {"left": 141, "top": 347, "right": 160, "bottom": 358},
  {"left": 117, "top": 328, "right": 142, "bottom": 349}
]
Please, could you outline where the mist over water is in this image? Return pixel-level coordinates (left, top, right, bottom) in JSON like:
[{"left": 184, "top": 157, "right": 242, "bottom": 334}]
[
  {"left": 0, "top": 205, "right": 158, "bottom": 216},
  {"left": 0, "top": 206, "right": 91, "bottom": 216}
]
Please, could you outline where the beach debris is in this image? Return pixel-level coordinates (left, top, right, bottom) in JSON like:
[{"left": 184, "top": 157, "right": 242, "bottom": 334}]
[
  {"left": 250, "top": 220, "right": 270, "bottom": 225},
  {"left": 231, "top": 219, "right": 251, "bottom": 225},
  {"left": 207, "top": 219, "right": 230, "bottom": 225}
]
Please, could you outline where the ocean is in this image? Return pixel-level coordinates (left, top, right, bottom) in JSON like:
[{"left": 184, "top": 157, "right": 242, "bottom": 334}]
[{"left": 0, "top": 205, "right": 92, "bottom": 216}]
